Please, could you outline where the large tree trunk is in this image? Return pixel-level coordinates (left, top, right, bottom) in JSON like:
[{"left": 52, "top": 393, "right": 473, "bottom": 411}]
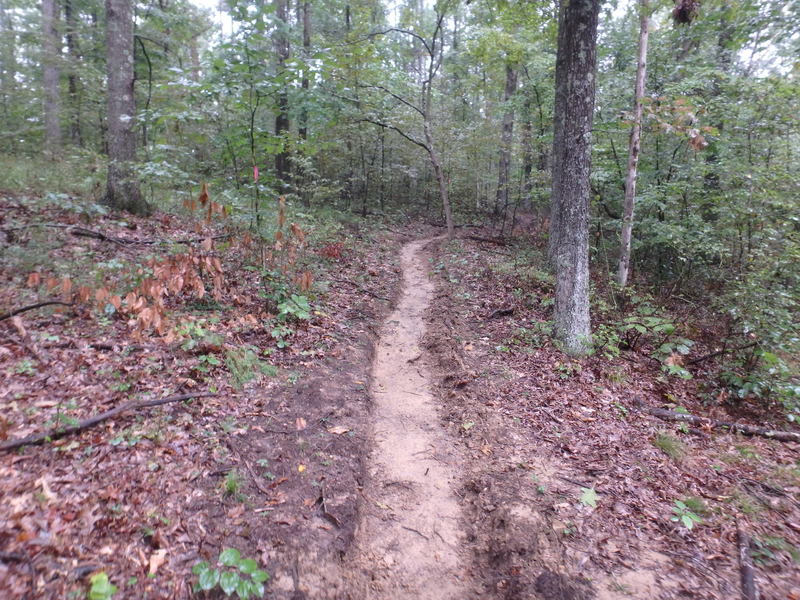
[
  {"left": 103, "top": 0, "right": 148, "bottom": 215},
  {"left": 495, "top": 63, "right": 517, "bottom": 218},
  {"left": 42, "top": 0, "right": 62, "bottom": 154},
  {"left": 617, "top": 0, "right": 650, "bottom": 288},
  {"left": 274, "top": 0, "right": 290, "bottom": 186},
  {"left": 549, "top": 0, "right": 600, "bottom": 357}
]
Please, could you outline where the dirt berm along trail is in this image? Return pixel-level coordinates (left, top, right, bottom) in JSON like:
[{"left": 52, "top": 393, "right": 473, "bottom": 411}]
[{"left": 354, "top": 237, "right": 471, "bottom": 599}]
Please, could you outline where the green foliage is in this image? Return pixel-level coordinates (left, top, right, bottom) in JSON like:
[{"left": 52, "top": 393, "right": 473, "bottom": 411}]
[
  {"left": 87, "top": 572, "right": 117, "bottom": 600},
  {"left": 225, "top": 346, "right": 277, "bottom": 389},
  {"left": 192, "top": 549, "right": 269, "bottom": 599},
  {"left": 223, "top": 470, "right": 244, "bottom": 498},
  {"left": 579, "top": 487, "right": 598, "bottom": 509},
  {"left": 653, "top": 431, "right": 687, "bottom": 461},
  {"left": 671, "top": 500, "right": 702, "bottom": 530}
]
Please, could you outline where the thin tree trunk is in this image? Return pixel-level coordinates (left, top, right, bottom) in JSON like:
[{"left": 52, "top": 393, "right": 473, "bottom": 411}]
[
  {"left": 298, "top": 0, "right": 310, "bottom": 141},
  {"left": 103, "top": 0, "right": 148, "bottom": 215},
  {"left": 42, "top": 0, "right": 62, "bottom": 154},
  {"left": 274, "top": 0, "right": 290, "bottom": 186},
  {"left": 64, "top": 0, "right": 82, "bottom": 146},
  {"left": 521, "top": 94, "right": 533, "bottom": 210},
  {"left": 617, "top": 0, "right": 650, "bottom": 288},
  {"left": 549, "top": 0, "right": 601, "bottom": 356},
  {"left": 0, "top": 0, "right": 18, "bottom": 152},
  {"left": 495, "top": 63, "right": 517, "bottom": 218}
]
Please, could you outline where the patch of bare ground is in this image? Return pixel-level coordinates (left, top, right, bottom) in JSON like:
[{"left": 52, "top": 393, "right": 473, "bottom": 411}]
[
  {"left": 350, "top": 237, "right": 471, "bottom": 599},
  {"left": 423, "top": 235, "right": 800, "bottom": 600}
]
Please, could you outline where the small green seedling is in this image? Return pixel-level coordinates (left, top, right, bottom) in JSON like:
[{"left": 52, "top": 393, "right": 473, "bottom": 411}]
[
  {"left": 192, "top": 548, "right": 270, "bottom": 598},
  {"left": 87, "top": 572, "right": 117, "bottom": 600},
  {"left": 671, "top": 500, "right": 702, "bottom": 530}
]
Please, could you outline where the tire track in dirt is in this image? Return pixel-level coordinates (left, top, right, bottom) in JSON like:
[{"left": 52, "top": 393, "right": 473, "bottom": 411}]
[{"left": 355, "top": 237, "right": 470, "bottom": 599}]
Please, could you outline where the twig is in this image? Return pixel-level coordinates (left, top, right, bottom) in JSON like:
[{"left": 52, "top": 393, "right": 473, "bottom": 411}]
[
  {"left": 465, "top": 235, "right": 508, "bottom": 246},
  {"left": 736, "top": 524, "right": 759, "bottom": 600},
  {"left": 2, "top": 223, "right": 232, "bottom": 246},
  {"left": 0, "top": 301, "right": 74, "bottom": 322},
  {"left": 687, "top": 341, "right": 759, "bottom": 365},
  {"left": 0, "top": 551, "right": 35, "bottom": 600},
  {"left": 330, "top": 278, "right": 390, "bottom": 301},
  {"left": 401, "top": 525, "right": 429, "bottom": 540},
  {"left": 0, "top": 392, "right": 217, "bottom": 452},
  {"left": 633, "top": 399, "right": 800, "bottom": 443}
]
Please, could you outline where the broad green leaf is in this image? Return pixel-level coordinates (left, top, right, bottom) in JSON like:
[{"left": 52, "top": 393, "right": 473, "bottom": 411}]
[
  {"left": 198, "top": 568, "right": 220, "bottom": 591},
  {"left": 220, "top": 571, "right": 239, "bottom": 595},
  {"left": 251, "top": 569, "right": 270, "bottom": 583},
  {"left": 219, "top": 548, "right": 241, "bottom": 566},
  {"left": 580, "top": 487, "right": 598, "bottom": 508},
  {"left": 192, "top": 561, "right": 209, "bottom": 575},
  {"left": 238, "top": 558, "right": 258, "bottom": 574}
]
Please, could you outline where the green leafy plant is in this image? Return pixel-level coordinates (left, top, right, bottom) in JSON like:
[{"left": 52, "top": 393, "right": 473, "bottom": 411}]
[
  {"left": 277, "top": 294, "right": 312, "bottom": 321},
  {"left": 192, "top": 548, "right": 269, "bottom": 599},
  {"left": 225, "top": 346, "right": 277, "bottom": 388},
  {"left": 223, "top": 470, "right": 244, "bottom": 498},
  {"left": 653, "top": 431, "right": 687, "bottom": 461},
  {"left": 671, "top": 500, "right": 702, "bottom": 530},
  {"left": 87, "top": 572, "right": 117, "bottom": 600}
]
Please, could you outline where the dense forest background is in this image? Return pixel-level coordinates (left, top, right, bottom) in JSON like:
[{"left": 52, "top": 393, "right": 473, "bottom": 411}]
[{"left": 1, "top": 0, "right": 798, "bottom": 416}]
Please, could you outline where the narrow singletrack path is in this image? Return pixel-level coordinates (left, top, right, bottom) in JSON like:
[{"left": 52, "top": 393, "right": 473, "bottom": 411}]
[{"left": 355, "top": 238, "right": 469, "bottom": 599}]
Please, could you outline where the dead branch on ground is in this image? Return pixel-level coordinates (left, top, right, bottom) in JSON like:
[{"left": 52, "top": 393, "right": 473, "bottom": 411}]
[
  {"left": 0, "top": 392, "right": 217, "bottom": 452},
  {"left": 0, "top": 301, "right": 74, "bottom": 322},
  {"left": 633, "top": 400, "right": 800, "bottom": 443},
  {"left": 736, "top": 525, "right": 759, "bottom": 600}
]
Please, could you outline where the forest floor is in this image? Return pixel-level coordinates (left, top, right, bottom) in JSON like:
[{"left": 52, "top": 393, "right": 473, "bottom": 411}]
[{"left": 1, "top": 193, "right": 799, "bottom": 600}]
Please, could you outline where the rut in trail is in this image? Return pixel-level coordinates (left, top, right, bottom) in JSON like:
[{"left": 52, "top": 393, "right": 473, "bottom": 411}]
[{"left": 355, "top": 238, "right": 469, "bottom": 599}]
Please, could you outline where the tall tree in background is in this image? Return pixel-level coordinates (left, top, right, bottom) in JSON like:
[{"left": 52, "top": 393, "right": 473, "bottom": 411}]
[
  {"left": 616, "top": 0, "right": 650, "bottom": 288},
  {"left": 549, "top": 0, "right": 600, "bottom": 356},
  {"left": 103, "top": 0, "right": 148, "bottom": 215},
  {"left": 495, "top": 61, "right": 517, "bottom": 220},
  {"left": 274, "top": 0, "right": 290, "bottom": 186},
  {"left": 41, "top": 0, "right": 62, "bottom": 154}
]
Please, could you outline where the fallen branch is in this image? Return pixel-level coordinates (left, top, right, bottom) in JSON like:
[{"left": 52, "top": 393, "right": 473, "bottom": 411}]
[
  {"left": 634, "top": 400, "right": 800, "bottom": 443},
  {"left": 736, "top": 525, "right": 759, "bottom": 600},
  {"left": 331, "top": 278, "right": 391, "bottom": 301},
  {"left": 465, "top": 235, "right": 508, "bottom": 246},
  {"left": 687, "top": 341, "right": 759, "bottom": 366},
  {"left": 0, "top": 301, "right": 74, "bottom": 322},
  {"left": 2, "top": 223, "right": 232, "bottom": 246},
  {"left": 0, "top": 391, "right": 217, "bottom": 452}
]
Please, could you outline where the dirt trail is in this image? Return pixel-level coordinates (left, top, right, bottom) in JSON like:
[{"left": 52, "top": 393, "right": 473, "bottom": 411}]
[{"left": 355, "top": 238, "right": 469, "bottom": 599}]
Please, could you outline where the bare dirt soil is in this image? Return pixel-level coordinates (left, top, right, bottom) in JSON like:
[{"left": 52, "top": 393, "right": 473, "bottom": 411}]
[{"left": 351, "top": 237, "right": 470, "bottom": 599}]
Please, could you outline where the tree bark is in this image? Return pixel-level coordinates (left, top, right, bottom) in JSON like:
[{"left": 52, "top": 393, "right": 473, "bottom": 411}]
[
  {"left": 495, "top": 63, "right": 517, "bottom": 217},
  {"left": 64, "top": 0, "right": 82, "bottom": 146},
  {"left": 549, "top": 0, "right": 600, "bottom": 356},
  {"left": 0, "top": 0, "right": 18, "bottom": 152},
  {"left": 617, "top": 0, "right": 650, "bottom": 288},
  {"left": 274, "top": 0, "right": 290, "bottom": 186},
  {"left": 41, "top": 0, "right": 62, "bottom": 154},
  {"left": 520, "top": 93, "right": 533, "bottom": 210},
  {"left": 103, "top": 0, "right": 149, "bottom": 215},
  {"left": 298, "top": 0, "right": 310, "bottom": 141}
]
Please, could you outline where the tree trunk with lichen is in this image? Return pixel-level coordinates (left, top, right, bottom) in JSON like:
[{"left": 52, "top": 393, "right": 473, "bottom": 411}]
[{"left": 549, "top": 0, "right": 600, "bottom": 356}]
